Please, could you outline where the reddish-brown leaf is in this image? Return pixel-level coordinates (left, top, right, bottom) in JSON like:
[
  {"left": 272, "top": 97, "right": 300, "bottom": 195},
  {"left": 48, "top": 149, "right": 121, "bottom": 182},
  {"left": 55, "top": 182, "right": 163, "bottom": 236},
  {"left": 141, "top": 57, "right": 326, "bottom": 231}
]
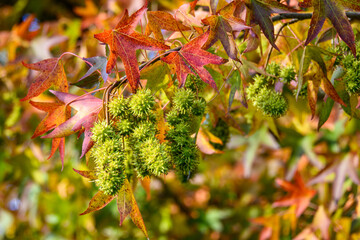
[
  {"left": 305, "top": 0, "right": 356, "bottom": 56},
  {"left": 246, "top": 0, "right": 297, "bottom": 51},
  {"left": 162, "top": 30, "right": 227, "bottom": 89},
  {"left": 202, "top": 1, "right": 250, "bottom": 60},
  {"left": 80, "top": 191, "right": 115, "bottom": 215},
  {"left": 94, "top": 4, "right": 169, "bottom": 92},
  {"left": 22, "top": 58, "right": 68, "bottom": 101},
  {"left": 273, "top": 172, "right": 316, "bottom": 217}
]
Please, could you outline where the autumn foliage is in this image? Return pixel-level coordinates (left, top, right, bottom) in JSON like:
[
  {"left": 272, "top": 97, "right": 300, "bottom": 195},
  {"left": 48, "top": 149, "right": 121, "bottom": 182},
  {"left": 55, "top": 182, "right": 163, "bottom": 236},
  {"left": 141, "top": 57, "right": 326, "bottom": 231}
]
[{"left": 2, "top": 0, "right": 360, "bottom": 239}]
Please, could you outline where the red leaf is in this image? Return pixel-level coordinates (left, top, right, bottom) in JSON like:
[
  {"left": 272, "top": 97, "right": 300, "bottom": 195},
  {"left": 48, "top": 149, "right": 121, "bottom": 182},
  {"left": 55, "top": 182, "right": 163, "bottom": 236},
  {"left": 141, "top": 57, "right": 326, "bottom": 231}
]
[
  {"left": 94, "top": 4, "right": 169, "bottom": 92},
  {"left": 22, "top": 58, "right": 68, "bottom": 101},
  {"left": 80, "top": 191, "right": 115, "bottom": 215},
  {"left": 162, "top": 30, "right": 227, "bottom": 89}
]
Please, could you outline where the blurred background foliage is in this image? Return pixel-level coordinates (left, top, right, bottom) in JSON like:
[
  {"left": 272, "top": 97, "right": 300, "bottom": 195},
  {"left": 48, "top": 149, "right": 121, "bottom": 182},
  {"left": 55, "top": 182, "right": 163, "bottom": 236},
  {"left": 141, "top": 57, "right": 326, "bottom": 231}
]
[{"left": 1, "top": 0, "right": 360, "bottom": 239}]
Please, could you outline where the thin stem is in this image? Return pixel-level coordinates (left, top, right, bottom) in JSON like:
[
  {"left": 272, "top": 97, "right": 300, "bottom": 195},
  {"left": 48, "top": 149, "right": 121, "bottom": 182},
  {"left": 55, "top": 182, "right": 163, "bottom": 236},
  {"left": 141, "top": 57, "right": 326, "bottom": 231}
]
[{"left": 271, "top": 11, "right": 360, "bottom": 22}]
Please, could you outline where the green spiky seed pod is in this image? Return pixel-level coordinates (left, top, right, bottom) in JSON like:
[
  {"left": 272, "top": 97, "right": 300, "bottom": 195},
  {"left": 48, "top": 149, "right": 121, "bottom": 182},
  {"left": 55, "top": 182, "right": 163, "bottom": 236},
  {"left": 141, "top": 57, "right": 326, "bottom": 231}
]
[
  {"left": 91, "top": 120, "right": 116, "bottom": 143},
  {"left": 345, "top": 63, "right": 360, "bottom": 94},
  {"left": 116, "top": 119, "right": 133, "bottom": 136},
  {"left": 108, "top": 96, "right": 129, "bottom": 119},
  {"left": 138, "top": 138, "right": 171, "bottom": 177},
  {"left": 266, "top": 62, "right": 281, "bottom": 83},
  {"left": 166, "top": 123, "right": 191, "bottom": 143},
  {"left": 192, "top": 98, "right": 206, "bottom": 116},
  {"left": 280, "top": 66, "right": 296, "bottom": 84},
  {"left": 185, "top": 75, "right": 207, "bottom": 93},
  {"left": 342, "top": 54, "right": 356, "bottom": 69},
  {"left": 246, "top": 75, "right": 268, "bottom": 101},
  {"left": 255, "top": 88, "right": 288, "bottom": 118},
  {"left": 129, "top": 89, "right": 155, "bottom": 118},
  {"left": 166, "top": 109, "right": 190, "bottom": 126},
  {"left": 266, "top": 62, "right": 281, "bottom": 76},
  {"left": 91, "top": 138, "right": 126, "bottom": 195},
  {"left": 131, "top": 122, "right": 157, "bottom": 141},
  {"left": 171, "top": 139, "right": 199, "bottom": 182},
  {"left": 173, "top": 88, "right": 195, "bottom": 114}
]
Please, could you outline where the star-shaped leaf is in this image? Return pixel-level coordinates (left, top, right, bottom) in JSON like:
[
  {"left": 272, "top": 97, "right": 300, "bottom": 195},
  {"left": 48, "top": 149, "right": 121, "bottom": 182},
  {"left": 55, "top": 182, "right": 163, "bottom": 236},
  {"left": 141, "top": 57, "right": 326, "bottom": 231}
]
[
  {"left": 245, "top": 0, "right": 297, "bottom": 51},
  {"left": 29, "top": 100, "right": 71, "bottom": 168},
  {"left": 22, "top": 58, "right": 68, "bottom": 101},
  {"left": 305, "top": 0, "right": 359, "bottom": 56},
  {"left": 308, "top": 154, "right": 360, "bottom": 206},
  {"left": 42, "top": 90, "right": 103, "bottom": 158},
  {"left": 202, "top": 1, "right": 250, "bottom": 60},
  {"left": 94, "top": 4, "right": 170, "bottom": 92},
  {"left": 162, "top": 30, "right": 227, "bottom": 89},
  {"left": 273, "top": 172, "right": 316, "bottom": 217}
]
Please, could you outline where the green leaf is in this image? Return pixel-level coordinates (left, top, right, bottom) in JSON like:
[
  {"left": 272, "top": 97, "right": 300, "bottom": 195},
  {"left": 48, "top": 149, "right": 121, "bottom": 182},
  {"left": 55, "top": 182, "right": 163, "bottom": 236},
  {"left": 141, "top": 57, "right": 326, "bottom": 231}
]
[{"left": 140, "top": 61, "right": 170, "bottom": 93}]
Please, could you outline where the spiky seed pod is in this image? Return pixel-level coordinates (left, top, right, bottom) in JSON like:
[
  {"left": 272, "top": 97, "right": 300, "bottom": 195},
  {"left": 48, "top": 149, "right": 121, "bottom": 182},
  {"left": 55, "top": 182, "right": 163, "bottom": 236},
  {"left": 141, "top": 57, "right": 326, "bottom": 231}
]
[
  {"left": 266, "top": 62, "right": 281, "bottom": 83},
  {"left": 192, "top": 98, "right": 206, "bottom": 116},
  {"left": 280, "top": 66, "right": 296, "bottom": 84},
  {"left": 91, "top": 138, "right": 126, "bottom": 195},
  {"left": 266, "top": 62, "right": 281, "bottom": 76},
  {"left": 246, "top": 75, "right": 268, "bottom": 102},
  {"left": 185, "top": 75, "right": 207, "bottom": 93},
  {"left": 166, "top": 123, "right": 191, "bottom": 142},
  {"left": 342, "top": 54, "right": 356, "bottom": 69},
  {"left": 138, "top": 138, "right": 171, "bottom": 177},
  {"left": 255, "top": 88, "right": 288, "bottom": 118},
  {"left": 131, "top": 122, "right": 157, "bottom": 141},
  {"left": 108, "top": 96, "right": 129, "bottom": 119},
  {"left": 91, "top": 120, "right": 116, "bottom": 144},
  {"left": 129, "top": 89, "right": 155, "bottom": 118},
  {"left": 116, "top": 119, "right": 133, "bottom": 136},
  {"left": 166, "top": 109, "right": 190, "bottom": 127},
  {"left": 171, "top": 140, "right": 199, "bottom": 182},
  {"left": 173, "top": 88, "right": 195, "bottom": 114}
]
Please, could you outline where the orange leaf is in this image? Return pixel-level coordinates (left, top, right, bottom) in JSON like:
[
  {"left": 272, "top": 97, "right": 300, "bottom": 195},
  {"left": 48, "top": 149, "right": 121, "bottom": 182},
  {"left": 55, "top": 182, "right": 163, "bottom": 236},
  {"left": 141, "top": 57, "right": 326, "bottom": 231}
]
[
  {"left": 80, "top": 191, "right": 115, "bottom": 215},
  {"left": 146, "top": 11, "right": 190, "bottom": 41},
  {"left": 29, "top": 100, "right": 71, "bottom": 168},
  {"left": 140, "top": 176, "right": 151, "bottom": 201},
  {"left": 94, "top": 4, "right": 169, "bottom": 92},
  {"left": 22, "top": 58, "right": 68, "bottom": 101},
  {"left": 273, "top": 172, "right": 316, "bottom": 217}
]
